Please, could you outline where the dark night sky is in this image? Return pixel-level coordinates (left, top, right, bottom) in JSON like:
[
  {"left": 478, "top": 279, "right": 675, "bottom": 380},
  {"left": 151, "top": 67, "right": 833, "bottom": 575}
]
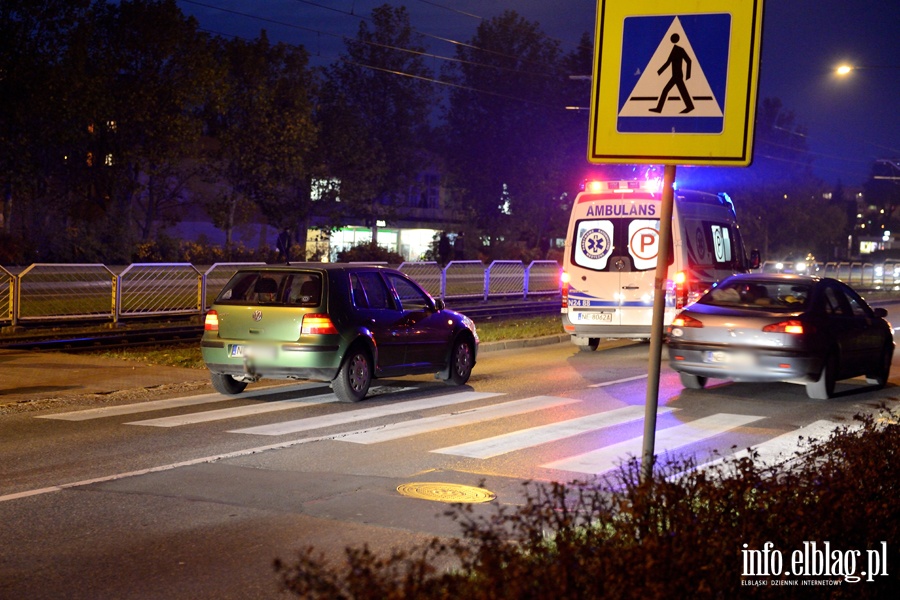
[{"left": 176, "top": 1, "right": 900, "bottom": 189}]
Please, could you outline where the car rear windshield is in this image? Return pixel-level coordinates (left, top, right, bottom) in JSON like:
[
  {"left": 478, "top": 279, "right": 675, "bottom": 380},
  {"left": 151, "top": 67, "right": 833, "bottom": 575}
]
[
  {"left": 698, "top": 280, "right": 810, "bottom": 310},
  {"left": 215, "top": 271, "right": 322, "bottom": 307}
]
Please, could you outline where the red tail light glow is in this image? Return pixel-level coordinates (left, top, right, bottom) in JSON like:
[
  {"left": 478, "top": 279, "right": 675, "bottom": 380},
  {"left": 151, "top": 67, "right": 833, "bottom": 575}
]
[
  {"left": 671, "top": 314, "right": 703, "bottom": 328},
  {"left": 301, "top": 313, "right": 338, "bottom": 335},
  {"left": 204, "top": 310, "right": 218, "bottom": 331},
  {"left": 762, "top": 320, "right": 806, "bottom": 334}
]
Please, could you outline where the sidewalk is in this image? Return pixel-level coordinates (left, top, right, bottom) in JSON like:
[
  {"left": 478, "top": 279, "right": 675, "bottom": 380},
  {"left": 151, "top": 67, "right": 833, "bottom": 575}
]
[
  {"left": 1, "top": 349, "right": 209, "bottom": 410},
  {"left": 0, "top": 334, "right": 570, "bottom": 413}
]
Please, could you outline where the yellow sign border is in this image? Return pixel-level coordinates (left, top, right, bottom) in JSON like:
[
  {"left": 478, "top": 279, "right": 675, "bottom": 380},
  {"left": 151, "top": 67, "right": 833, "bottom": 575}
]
[{"left": 588, "top": 0, "right": 765, "bottom": 166}]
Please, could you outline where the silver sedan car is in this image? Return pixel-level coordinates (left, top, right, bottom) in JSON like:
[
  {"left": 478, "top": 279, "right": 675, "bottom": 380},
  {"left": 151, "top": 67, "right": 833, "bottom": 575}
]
[{"left": 667, "top": 274, "right": 894, "bottom": 399}]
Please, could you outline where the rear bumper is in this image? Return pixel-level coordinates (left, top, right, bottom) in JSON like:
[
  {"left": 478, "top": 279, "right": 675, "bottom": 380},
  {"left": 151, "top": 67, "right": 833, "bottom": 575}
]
[
  {"left": 201, "top": 338, "right": 342, "bottom": 382},
  {"left": 667, "top": 342, "right": 822, "bottom": 383},
  {"left": 563, "top": 314, "right": 654, "bottom": 340}
]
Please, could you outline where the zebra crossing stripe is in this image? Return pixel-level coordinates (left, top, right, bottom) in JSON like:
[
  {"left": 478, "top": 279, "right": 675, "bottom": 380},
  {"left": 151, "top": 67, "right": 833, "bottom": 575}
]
[
  {"left": 37, "top": 383, "right": 328, "bottom": 421},
  {"left": 691, "top": 419, "right": 854, "bottom": 473},
  {"left": 542, "top": 413, "right": 763, "bottom": 475},
  {"left": 127, "top": 393, "right": 340, "bottom": 427},
  {"left": 432, "top": 405, "right": 675, "bottom": 459},
  {"left": 229, "top": 391, "right": 503, "bottom": 436},
  {"left": 339, "top": 396, "right": 581, "bottom": 444}
]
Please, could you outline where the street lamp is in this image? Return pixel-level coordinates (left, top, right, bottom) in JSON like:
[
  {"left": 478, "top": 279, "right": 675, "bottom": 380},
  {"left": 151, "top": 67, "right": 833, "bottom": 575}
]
[{"left": 835, "top": 63, "right": 900, "bottom": 76}]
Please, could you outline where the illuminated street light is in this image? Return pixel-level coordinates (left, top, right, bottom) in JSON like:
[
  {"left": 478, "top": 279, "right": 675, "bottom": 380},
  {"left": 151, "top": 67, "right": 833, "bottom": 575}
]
[
  {"left": 836, "top": 64, "right": 853, "bottom": 76},
  {"left": 835, "top": 63, "right": 900, "bottom": 76}
]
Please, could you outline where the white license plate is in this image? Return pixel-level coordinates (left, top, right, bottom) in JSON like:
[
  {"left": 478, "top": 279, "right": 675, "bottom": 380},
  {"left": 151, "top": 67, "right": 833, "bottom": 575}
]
[
  {"left": 575, "top": 311, "right": 613, "bottom": 323},
  {"left": 230, "top": 345, "right": 277, "bottom": 360},
  {"left": 703, "top": 350, "right": 755, "bottom": 366}
]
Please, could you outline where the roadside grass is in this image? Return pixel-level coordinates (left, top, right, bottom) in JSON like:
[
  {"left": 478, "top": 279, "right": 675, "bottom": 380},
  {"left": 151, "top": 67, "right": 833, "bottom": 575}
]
[{"left": 83, "top": 314, "right": 564, "bottom": 368}]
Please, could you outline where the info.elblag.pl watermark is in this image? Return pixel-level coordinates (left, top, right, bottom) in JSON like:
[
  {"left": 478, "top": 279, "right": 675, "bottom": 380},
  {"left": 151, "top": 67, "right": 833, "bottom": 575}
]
[{"left": 741, "top": 541, "right": 889, "bottom": 586}]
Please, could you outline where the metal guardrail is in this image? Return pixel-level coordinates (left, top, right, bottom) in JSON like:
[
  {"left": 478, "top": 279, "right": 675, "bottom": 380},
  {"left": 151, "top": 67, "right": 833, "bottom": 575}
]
[
  {"left": 760, "top": 260, "right": 900, "bottom": 289},
  {"left": 1, "top": 260, "right": 562, "bottom": 330}
]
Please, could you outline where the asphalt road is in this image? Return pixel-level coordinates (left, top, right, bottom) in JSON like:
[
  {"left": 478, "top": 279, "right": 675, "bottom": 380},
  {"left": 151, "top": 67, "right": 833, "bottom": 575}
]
[{"left": 2, "top": 319, "right": 899, "bottom": 599}]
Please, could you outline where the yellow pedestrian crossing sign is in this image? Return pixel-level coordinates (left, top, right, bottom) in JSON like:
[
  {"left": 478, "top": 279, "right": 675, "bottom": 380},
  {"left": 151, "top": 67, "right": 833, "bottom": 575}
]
[{"left": 588, "top": 0, "right": 765, "bottom": 166}]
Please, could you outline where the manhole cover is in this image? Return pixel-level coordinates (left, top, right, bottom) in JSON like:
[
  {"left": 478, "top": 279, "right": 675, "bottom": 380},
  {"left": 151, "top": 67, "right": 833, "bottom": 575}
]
[{"left": 396, "top": 482, "right": 496, "bottom": 504}]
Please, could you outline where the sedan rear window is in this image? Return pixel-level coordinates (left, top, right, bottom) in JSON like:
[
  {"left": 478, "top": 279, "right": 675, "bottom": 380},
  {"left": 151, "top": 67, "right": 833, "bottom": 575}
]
[
  {"left": 699, "top": 281, "right": 810, "bottom": 310},
  {"left": 216, "top": 271, "right": 322, "bottom": 307}
]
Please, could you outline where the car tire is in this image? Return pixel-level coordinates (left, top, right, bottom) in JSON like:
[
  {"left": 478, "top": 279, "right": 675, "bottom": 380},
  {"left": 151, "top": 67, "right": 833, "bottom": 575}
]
[
  {"left": 210, "top": 373, "right": 248, "bottom": 395},
  {"left": 579, "top": 338, "right": 600, "bottom": 352},
  {"left": 679, "top": 372, "right": 707, "bottom": 389},
  {"left": 333, "top": 346, "right": 372, "bottom": 402},
  {"left": 865, "top": 343, "right": 893, "bottom": 388},
  {"left": 443, "top": 337, "right": 474, "bottom": 386},
  {"left": 806, "top": 351, "right": 837, "bottom": 399}
]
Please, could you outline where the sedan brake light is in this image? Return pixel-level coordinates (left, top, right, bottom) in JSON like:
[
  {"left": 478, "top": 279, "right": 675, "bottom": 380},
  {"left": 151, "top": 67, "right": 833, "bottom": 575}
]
[
  {"left": 762, "top": 320, "right": 806, "bottom": 334},
  {"left": 204, "top": 310, "right": 219, "bottom": 331},
  {"left": 301, "top": 313, "right": 338, "bottom": 335},
  {"left": 671, "top": 314, "right": 703, "bottom": 328}
]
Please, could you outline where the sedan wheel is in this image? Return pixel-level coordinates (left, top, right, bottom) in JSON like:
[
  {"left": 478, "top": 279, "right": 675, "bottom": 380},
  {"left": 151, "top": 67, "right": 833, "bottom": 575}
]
[
  {"left": 210, "top": 373, "right": 248, "bottom": 395},
  {"left": 865, "top": 343, "right": 893, "bottom": 388},
  {"left": 806, "top": 351, "right": 837, "bottom": 400},
  {"left": 443, "top": 337, "right": 474, "bottom": 385},
  {"left": 679, "top": 372, "right": 707, "bottom": 390},
  {"left": 333, "top": 348, "right": 372, "bottom": 402}
]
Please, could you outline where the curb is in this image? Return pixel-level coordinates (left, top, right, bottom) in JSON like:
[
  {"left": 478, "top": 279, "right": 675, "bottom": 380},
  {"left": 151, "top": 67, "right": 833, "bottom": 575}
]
[{"left": 479, "top": 334, "right": 570, "bottom": 353}]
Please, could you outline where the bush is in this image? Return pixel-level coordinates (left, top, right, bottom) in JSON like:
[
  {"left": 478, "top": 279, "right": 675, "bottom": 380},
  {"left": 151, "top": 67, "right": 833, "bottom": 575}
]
[
  {"left": 336, "top": 241, "right": 404, "bottom": 264},
  {"left": 274, "top": 407, "right": 900, "bottom": 599}
]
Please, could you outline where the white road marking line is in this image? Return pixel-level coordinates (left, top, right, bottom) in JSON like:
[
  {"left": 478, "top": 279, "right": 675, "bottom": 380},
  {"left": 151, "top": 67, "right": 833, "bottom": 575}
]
[
  {"left": 692, "top": 419, "right": 855, "bottom": 472},
  {"left": 0, "top": 430, "right": 345, "bottom": 504},
  {"left": 542, "top": 413, "right": 763, "bottom": 474},
  {"left": 127, "top": 394, "right": 341, "bottom": 427},
  {"left": 37, "top": 383, "right": 328, "bottom": 421},
  {"left": 339, "top": 396, "right": 581, "bottom": 444},
  {"left": 432, "top": 405, "right": 675, "bottom": 459},
  {"left": 229, "top": 391, "right": 503, "bottom": 436},
  {"left": 588, "top": 375, "right": 648, "bottom": 388}
]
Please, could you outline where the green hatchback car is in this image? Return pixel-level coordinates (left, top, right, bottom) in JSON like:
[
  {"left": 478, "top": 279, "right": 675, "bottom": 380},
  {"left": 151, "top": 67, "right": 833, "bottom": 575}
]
[{"left": 201, "top": 264, "right": 478, "bottom": 402}]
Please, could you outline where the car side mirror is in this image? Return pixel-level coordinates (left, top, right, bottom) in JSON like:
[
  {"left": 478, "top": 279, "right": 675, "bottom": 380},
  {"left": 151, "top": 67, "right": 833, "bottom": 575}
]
[
  {"left": 874, "top": 307, "right": 888, "bottom": 319},
  {"left": 434, "top": 298, "right": 445, "bottom": 311}
]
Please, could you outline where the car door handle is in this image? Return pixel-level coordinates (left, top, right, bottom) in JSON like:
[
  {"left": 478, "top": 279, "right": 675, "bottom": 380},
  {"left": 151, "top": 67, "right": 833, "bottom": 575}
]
[{"left": 622, "top": 285, "right": 640, "bottom": 290}]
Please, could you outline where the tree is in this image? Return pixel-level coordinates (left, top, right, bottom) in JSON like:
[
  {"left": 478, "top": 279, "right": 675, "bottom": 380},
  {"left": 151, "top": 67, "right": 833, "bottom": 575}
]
[
  {"left": 863, "top": 159, "right": 900, "bottom": 233},
  {"left": 441, "top": 11, "right": 577, "bottom": 252},
  {"left": 316, "top": 4, "right": 435, "bottom": 230},
  {"left": 203, "top": 33, "right": 317, "bottom": 257},
  {"left": 0, "top": 0, "right": 93, "bottom": 259},
  {"left": 676, "top": 98, "right": 843, "bottom": 260},
  {"left": 75, "top": 0, "right": 219, "bottom": 262}
]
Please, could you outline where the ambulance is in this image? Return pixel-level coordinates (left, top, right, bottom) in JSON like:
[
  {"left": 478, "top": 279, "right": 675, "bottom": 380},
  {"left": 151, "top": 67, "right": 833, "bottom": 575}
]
[{"left": 561, "top": 179, "right": 752, "bottom": 350}]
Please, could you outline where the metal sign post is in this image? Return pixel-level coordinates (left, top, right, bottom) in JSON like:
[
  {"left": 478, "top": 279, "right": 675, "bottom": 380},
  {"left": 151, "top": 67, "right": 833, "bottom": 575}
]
[{"left": 641, "top": 164, "right": 676, "bottom": 481}]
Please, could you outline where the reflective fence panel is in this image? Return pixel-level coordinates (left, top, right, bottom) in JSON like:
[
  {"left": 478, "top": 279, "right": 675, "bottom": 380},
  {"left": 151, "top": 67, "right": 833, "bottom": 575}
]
[
  {"left": 118, "top": 263, "right": 202, "bottom": 318},
  {"left": 0, "top": 267, "right": 13, "bottom": 324},
  {"left": 16, "top": 264, "right": 115, "bottom": 323},
  {"left": 485, "top": 261, "right": 526, "bottom": 300},
  {"left": 399, "top": 261, "right": 443, "bottom": 298},
  {"left": 443, "top": 261, "right": 487, "bottom": 300},
  {"left": 526, "top": 261, "right": 562, "bottom": 296}
]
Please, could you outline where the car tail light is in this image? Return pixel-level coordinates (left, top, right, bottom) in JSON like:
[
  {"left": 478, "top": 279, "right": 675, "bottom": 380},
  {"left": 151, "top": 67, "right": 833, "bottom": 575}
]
[
  {"left": 560, "top": 272, "right": 570, "bottom": 310},
  {"left": 671, "top": 313, "right": 703, "bottom": 328},
  {"left": 301, "top": 313, "right": 338, "bottom": 335},
  {"left": 204, "top": 310, "right": 219, "bottom": 332},
  {"left": 673, "top": 271, "right": 687, "bottom": 309},
  {"left": 762, "top": 320, "right": 806, "bottom": 334}
]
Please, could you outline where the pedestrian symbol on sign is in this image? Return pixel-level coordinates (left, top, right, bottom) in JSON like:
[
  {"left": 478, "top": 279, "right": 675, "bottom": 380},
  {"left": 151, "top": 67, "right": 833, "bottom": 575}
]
[
  {"left": 649, "top": 33, "right": 694, "bottom": 114},
  {"left": 617, "top": 14, "right": 730, "bottom": 134}
]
